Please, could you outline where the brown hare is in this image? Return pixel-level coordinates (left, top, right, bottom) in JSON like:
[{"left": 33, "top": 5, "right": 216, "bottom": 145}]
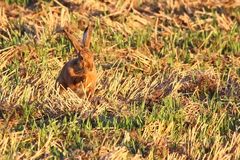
[{"left": 56, "top": 25, "right": 97, "bottom": 98}]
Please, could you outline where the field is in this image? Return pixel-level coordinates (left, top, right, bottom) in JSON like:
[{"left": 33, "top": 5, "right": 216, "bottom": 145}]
[{"left": 0, "top": 0, "right": 240, "bottom": 159}]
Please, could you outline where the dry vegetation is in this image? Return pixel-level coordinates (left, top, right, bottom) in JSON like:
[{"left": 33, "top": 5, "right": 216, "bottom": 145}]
[{"left": 0, "top": 0, "right": 240, "bottom": 159}]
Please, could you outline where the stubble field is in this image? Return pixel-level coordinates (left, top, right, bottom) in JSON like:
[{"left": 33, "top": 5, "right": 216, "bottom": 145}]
[{"left": 0, "top": 0, "right": 240, "bottom": 159}]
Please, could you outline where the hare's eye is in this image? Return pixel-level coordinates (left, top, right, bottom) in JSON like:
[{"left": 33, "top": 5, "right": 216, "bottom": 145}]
[{"left": 78, "top": 54, "right": 83, "bottom": 61}]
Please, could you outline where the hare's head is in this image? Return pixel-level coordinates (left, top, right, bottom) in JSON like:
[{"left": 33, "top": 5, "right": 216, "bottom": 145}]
[
  {"left": 63, "top": 25, "right": 95, "bottom": 74},
  {"left": 78, "top": 26, "right": 95, "bottom": 72}
]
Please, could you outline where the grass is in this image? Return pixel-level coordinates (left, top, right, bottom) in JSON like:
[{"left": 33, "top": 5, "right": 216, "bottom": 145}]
[{"left": 0, "top": 0, "right": 240, "bottom": 159}]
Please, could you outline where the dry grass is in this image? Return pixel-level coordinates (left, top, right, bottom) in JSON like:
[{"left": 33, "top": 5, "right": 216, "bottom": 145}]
[{"left": 0, "top": 0, "right": 240, "bottom": 159}]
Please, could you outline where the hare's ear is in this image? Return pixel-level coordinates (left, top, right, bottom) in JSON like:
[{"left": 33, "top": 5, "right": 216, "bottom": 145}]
[
  {"left": 63, "top": 25, "right": 83, "bottom": 53},
  {"left": 82, "top": 25, "right": 92, "bottom": 49}
]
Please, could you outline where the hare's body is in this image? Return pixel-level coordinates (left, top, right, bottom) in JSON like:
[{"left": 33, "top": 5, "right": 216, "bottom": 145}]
[
  {"left": 57, "top": 58, "right": 96, "bottom": 97},
  {"left": 56, "top": 25, "right": 96, "bottom": 98}
]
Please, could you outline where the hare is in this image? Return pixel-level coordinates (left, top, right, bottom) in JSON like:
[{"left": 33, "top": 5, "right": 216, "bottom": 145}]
[{"left": 56, "top": 25, "right": 97, "bottom": 98}]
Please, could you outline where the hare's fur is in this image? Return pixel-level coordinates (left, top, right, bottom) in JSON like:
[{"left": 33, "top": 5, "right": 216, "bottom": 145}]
[{"left": 56, "top": 25, "right": 96, "bottom": 98}]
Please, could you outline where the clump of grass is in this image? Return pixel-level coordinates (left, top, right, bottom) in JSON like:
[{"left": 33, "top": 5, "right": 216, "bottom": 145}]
[{"left": 5, "top": 0, "right": 33, "bottom": 6}]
